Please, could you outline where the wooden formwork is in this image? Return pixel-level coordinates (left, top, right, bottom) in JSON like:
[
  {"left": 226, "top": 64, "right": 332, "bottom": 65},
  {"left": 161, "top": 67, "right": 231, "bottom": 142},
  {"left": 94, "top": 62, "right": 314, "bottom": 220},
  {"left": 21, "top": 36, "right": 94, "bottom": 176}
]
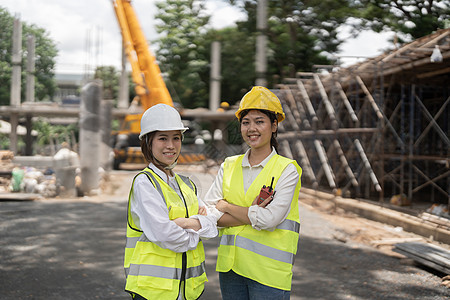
[{"left": 275, "top": 29, "right": 450, "bottom": 208}]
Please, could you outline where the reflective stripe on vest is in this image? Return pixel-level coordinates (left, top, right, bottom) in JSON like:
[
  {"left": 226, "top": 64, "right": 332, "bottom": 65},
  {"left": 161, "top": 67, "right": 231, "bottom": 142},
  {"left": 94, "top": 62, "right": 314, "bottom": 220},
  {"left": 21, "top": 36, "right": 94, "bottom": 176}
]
[
  {"left": 178, "top": 174, "right": 196, "bottom": 193},
  {"left": 217, "top": 154, "right": 302, "bottom": 291},
  {"left": 275, "top": 218, "right": 300, "bottom": 233},
  {"left": 142, "top": 170, "right": 164, "bottom": 201},
  {"left": 146, "top": 169, "right": 195, "bottom": 199},
  {"left": 219, "top": 219, "right": 300, "bottom": 266},
  {"left": 125, "top": 236, "right": 139, "bottom": 249},
  {"left": 127, "top": 261, "right": 206, "bottom": 280},
  {"left": 124, "top": 168, "right": 207, "bottom": 300},
  {"left": 220, "top": 235, "right": 295, "bottom": 265}
]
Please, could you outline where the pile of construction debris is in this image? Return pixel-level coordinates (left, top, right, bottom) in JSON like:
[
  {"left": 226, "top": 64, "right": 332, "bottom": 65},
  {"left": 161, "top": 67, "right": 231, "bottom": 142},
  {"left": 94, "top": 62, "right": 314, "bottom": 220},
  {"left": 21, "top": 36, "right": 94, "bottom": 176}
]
[
  {"left": 0, "top": 151, "right": 17, "bottom": 193},
  {"left": 0, "top": 150, "right": 64, "bottom": 198},
  {"left": 0, "top": 149, "right": 111, "bottom": 199}
]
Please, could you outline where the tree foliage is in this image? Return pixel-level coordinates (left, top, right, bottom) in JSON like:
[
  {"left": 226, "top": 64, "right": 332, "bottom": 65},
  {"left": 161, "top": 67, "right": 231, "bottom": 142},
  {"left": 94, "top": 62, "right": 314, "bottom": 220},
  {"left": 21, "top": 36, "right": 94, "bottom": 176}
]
[
  {"left": 0, "top": 7, "right": 58, "bottom": 105},
  {"left": 355, "top": 0, "right": 449, "bottom": 40},
  {"left": 94, "top": 66, "right": 119, "bottom": 100},
  {"left": 154, "top": 0, "right": 211, "bottom": 109},
  {"left": 154, "top": 0, "right": 448, "bottom": 109},
  {"left": 154, "top": 0, "right": 356, "bottom": 107},
  {"left": 32, "top": 118, "right": 78, "bottom": 148},
  {"left": 226, "top": 0, "right": 355, "bottom": 83}
]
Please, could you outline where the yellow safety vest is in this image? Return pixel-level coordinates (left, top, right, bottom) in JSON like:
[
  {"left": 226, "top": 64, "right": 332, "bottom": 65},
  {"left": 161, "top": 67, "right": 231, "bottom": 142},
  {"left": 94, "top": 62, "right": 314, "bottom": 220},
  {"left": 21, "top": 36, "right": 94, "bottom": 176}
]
[
  {"left": 124, "top": 167, "right": 207, "bottom": 300},
  {"left": 217, "top": 154, "right": 302, "bottom": 291}
]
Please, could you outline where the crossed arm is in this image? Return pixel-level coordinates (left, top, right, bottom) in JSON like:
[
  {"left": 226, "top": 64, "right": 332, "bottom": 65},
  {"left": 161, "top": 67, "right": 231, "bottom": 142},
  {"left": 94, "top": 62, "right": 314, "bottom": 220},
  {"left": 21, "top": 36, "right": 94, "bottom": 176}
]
[
  {"left": 173, "top": 196, "right": 272, "bottom": 230},
  {"left": 216, "top": 195, "right": 273, "bottom": 227},
  {"left": 172, "top": 206, "right": 207, "bottom": 231}
]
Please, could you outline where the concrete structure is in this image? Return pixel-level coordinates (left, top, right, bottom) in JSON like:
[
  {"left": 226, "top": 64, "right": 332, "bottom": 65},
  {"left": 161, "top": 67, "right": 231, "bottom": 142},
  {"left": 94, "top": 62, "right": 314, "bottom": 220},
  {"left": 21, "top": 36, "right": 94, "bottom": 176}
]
[
  {"left": 209, "top": 41, "right": 221, "bottom": 112},
  {"left": 79, "top": 80, "right": 102, "bottom": 194}
]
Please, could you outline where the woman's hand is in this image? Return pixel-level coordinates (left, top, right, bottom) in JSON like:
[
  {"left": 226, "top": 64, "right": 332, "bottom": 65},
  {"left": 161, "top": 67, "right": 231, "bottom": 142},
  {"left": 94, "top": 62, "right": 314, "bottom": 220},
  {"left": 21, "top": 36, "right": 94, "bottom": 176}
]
[
  {"left": 251, "top": 195, "right": 273, "bottom": 208},
  {"left": 216, "top": 199, "right": 229, "bottom": 213},
  {"left": 198, "top": 206, "right": 207, "bottom": 216},
  {"left": 173, "top": 218, "right": 202, "bottom": 231}
]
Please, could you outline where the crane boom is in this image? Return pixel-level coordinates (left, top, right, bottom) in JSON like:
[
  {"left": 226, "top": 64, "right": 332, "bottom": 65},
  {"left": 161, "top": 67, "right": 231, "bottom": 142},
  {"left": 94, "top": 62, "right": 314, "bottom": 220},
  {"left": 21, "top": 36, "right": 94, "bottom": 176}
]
[
  {"left": 112, "top": 0, "right": 173, "bottom": 109},
  {"left": 111, "top": 0, "right": 174, "bottom": 169}
]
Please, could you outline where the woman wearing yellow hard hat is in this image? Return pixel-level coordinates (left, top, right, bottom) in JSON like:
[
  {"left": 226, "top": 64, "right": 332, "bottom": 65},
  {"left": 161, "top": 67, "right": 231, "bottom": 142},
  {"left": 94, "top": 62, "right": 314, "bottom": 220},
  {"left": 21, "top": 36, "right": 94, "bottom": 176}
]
[
  {"left": 124, "top": 104, "right": 218, "bottom": 300},
  {"left": 204, "top": 86, "right": 302, "bottom": 299}
]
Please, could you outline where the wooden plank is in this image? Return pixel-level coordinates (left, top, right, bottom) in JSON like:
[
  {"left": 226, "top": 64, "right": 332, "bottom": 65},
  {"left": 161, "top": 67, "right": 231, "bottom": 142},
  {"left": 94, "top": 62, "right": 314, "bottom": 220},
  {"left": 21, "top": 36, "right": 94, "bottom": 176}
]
[
  {"left": 371, "top": 237, "right": 424, "bottom": 246},
  {"left": 420, "top": 212, "right": 450, "bottom": 229},
  {"left": 0, "top": 192, "right": 42, "bottom": 201},
  {"left": 394, "top": 242, "right": 450, "bottom": 274}
]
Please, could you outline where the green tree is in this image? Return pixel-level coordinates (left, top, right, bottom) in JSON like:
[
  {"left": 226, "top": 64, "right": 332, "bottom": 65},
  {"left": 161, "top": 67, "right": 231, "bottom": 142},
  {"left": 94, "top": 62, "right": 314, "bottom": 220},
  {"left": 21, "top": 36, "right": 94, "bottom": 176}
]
[
  {"left": 225, "top": 0, "right": 355, "bottom": 83},
  {"left": 32, "top": 118, "right": 78, "bottom": 153},
  {"left": 94, "top": 66, "right": 120, "bottom": 100},
  {"left": 356, "top": 0, "right": 449, "bottom": 40},
  {"left": 0, "top": 7, "right": 58, "bottom": 105},
  {"left": 154, "top": 0, "right": 211, "bottom": 108}
]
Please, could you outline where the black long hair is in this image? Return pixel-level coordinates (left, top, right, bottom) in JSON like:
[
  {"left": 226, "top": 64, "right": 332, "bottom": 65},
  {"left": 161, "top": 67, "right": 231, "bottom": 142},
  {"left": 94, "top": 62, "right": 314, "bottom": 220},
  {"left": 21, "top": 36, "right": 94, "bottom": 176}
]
[{"left": 239, "top": 109, "right": 279, "bottom": 153}]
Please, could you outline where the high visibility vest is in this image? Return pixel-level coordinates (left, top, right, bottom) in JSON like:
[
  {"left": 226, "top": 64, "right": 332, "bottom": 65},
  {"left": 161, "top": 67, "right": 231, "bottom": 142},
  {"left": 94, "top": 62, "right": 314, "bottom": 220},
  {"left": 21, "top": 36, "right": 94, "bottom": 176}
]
[
  {"left": 124, "top": 167, "right": 207, "bottom": 300},
  {"left": 217, "top": 154, "right": 302, "bottom": 291}
]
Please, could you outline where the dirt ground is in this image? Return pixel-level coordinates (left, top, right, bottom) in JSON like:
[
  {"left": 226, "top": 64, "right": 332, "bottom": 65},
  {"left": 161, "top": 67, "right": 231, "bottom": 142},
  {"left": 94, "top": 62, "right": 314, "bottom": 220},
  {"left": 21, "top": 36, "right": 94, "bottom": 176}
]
[{"left": 299, "top": 191, "right": 450, "bottom": 257}]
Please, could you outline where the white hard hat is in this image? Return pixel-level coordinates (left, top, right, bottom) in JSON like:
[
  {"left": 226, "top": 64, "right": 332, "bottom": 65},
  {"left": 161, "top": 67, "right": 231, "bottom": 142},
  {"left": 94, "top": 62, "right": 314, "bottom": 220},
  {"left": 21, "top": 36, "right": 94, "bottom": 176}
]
[{"left": 139, "top": 104, "right": 188, "bottom": 140}]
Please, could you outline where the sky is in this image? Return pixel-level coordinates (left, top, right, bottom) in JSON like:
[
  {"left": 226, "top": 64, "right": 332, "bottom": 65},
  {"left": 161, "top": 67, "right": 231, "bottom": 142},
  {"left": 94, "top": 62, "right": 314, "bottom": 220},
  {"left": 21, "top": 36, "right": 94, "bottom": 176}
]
[{"left": 1, "top": 0, "right": 394, "bottom": 74}]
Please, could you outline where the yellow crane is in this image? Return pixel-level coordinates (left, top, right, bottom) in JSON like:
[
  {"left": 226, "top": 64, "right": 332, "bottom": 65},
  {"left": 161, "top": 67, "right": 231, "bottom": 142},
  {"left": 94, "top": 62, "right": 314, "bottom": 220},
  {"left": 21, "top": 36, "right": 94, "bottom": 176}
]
[{"left": 111, "top": 0, "right": 174, "bottom": 168}]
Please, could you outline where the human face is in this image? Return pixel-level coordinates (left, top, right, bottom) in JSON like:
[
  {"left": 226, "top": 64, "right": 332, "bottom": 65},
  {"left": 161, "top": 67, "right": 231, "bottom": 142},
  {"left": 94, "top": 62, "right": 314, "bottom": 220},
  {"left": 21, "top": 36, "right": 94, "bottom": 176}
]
[
  {"left": 151, "top": 130, "right": 182, "bottom": 167},
  {"left": 240, "top": 110, "right": 277, "bottom": 151}
]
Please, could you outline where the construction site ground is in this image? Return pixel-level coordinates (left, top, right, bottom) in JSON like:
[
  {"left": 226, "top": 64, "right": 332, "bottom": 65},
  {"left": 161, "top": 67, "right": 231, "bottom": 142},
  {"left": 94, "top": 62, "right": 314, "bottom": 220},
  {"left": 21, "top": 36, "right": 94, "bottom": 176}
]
[{"left": 1, "top": 166, "right": 449, "bottom": 299}]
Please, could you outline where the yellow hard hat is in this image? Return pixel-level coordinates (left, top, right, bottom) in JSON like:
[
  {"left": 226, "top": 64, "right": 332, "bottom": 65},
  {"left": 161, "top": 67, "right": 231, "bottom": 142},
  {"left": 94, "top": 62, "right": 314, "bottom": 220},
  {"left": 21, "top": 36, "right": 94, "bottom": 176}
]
[{"left": 235, "top": 86, "right": 285, "bottom": 122}]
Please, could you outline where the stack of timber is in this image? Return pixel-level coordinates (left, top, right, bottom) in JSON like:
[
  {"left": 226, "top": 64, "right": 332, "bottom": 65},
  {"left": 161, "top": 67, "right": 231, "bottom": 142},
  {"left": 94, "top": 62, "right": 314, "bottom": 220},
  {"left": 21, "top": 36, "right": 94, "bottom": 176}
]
[
  {"left": 394, "top": 242, "right": 450, "bottom": 274},
  {"left": 419, "top": 212, "right": 450, "bottom": 232}
]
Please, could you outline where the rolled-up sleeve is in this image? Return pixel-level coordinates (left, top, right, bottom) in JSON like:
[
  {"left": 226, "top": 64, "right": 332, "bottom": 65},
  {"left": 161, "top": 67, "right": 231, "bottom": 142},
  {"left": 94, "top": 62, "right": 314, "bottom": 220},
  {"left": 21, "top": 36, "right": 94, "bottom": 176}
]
[
  {"left": 248, "top": 164, "right": 300, "bottom": 231},
  {"left": 202, "top": 163, "right": 226, "bottom": 223}
]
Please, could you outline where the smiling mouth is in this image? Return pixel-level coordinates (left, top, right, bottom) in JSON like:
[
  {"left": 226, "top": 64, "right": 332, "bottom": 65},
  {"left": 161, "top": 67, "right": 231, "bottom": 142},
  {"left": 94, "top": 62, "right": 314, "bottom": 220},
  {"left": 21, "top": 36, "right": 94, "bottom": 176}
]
[{"left": 248, "top": 135, "right": 260, "bottom": 140}]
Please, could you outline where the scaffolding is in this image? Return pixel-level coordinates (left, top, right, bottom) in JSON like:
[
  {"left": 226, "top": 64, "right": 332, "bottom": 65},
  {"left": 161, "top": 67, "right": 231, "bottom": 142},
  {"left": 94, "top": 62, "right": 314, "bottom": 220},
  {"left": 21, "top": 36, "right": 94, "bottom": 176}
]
[{"left": 275, "top": 28, "right": 450, "bottom": 209}]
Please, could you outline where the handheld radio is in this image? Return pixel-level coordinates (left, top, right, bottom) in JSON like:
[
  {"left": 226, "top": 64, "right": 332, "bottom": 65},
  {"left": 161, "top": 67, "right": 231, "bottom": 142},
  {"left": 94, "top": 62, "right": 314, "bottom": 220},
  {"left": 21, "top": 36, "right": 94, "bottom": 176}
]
[{"left": 257, "top": 177, "right": 275, "bottom": 205}]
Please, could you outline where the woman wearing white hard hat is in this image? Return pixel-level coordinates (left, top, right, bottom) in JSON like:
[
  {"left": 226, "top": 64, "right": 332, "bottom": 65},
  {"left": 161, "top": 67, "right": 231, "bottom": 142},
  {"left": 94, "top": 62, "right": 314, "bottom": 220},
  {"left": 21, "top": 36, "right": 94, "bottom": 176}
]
[
  {"left": 124, "top": 104, "right": 217, "bottom": 300},
  {"left": 203, "top": 87, "right": 302, "bottom": 299}
]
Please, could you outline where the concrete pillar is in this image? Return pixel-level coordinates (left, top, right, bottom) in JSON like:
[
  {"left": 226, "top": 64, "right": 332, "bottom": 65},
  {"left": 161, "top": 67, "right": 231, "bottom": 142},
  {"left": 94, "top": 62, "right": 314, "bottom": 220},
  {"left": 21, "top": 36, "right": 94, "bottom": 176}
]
[
  {"left": 209, "top": 41, "right": 221, "bottom": 112},
  {"left": 25, "top": 35, "right": 36, "bottom": 156},
  {"left": 255, "top": 0, "right": 267, "bottom": 87},
  {"left": 9, "top": 17, "right": 22, "bottom": 155},
  {"left": 26, "top": 35, "right": 35, "bottom": 103},
  {"left": 118, "top": 43, "right": 129, "bottom": 109},
  {"left": 100, "top": 99, "right": 113, "bottom": 171},
  {"left": 79, "top": 80, "right": 102, "bottom": 194},
  {"left": 25, "top": 115, "right": 33, "bottom": 155},
  {"left": 10, "top": 16, "right": 22, "bottom": 107},
  {"left": 9, "top": 114, "right": 18, "bottom": 154}
]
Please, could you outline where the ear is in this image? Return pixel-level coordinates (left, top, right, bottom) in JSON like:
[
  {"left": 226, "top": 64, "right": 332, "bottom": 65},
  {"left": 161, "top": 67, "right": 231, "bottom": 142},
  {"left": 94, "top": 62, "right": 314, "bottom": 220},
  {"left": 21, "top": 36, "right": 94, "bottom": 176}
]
[{"left": 272, "top": 120, "right": 278, "bottom": 133}]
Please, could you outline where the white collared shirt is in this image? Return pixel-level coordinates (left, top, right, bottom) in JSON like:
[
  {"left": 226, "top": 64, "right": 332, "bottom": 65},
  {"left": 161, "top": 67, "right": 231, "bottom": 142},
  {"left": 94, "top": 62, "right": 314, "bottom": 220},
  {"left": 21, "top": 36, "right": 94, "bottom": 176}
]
[
  {"left": 203, "top": 148, "right": 300, "bottom": 231},
  {"left": 129, "top": 163, "right": 218, "bottom": 253}
]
